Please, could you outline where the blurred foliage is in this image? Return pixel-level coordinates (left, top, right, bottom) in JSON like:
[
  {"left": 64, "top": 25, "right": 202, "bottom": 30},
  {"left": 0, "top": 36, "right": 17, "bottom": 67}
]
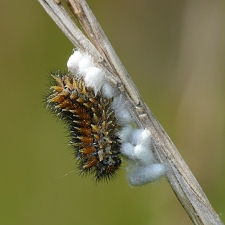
[{"left": 1, "top": 1, "right": 225, "bottom": 225}]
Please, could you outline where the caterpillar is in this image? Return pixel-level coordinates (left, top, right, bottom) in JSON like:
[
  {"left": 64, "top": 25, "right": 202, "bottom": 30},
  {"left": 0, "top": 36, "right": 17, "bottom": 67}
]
[{"left": 47, "top": 72, "right": 122, "bottom": 181}]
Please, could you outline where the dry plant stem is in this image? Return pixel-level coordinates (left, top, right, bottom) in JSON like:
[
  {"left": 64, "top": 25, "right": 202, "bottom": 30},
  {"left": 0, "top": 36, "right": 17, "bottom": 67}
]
[{"left": 38, "top": 0, "right": 223, "bottom": 224}]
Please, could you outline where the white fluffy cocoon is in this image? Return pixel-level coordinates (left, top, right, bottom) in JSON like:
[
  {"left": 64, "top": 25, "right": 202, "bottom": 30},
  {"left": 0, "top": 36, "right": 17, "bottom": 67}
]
[
  {"left": 112, "top": 95, "right": 134, "bottom": 125},
  {"left": 117, "top": 124, "right": 133, "bottom": 143},
  {"left": 121, "top": 143, "right": 154, "bottom": 165},
  {"left": 101, "top": 82, "right": 114, "bottom": 99},
  {"left": 121, "top": 142, "right": 135, "bottom": 159},
  {"left": 78, "top": 54, "right": 92, "bottom": 74},
  {"left": 128, "top": 164, "right": 166, "bottom": 186},
  {"left": 117, "top": 108, "right": 134, "bottom": 125},
  {"left": 67, "top": 50, "right": 83, "bottom": 75},
  {"left": 67, "top": 51, "right": 106, "bottom": 94},
  {"left": 124, "top": 129, "right": 154, "bottom": 164},
  {"left": 120, "top": 128, "right": 153, "bottom": 163},
  {"left": 133, "top": 144, "right": 154, "bottom": 165},
  {"left": 129, "top": 129, "right": 151, "bottom": 146},
  {"left": 84, "top": 67, "right": 105, "bottom": 95}
]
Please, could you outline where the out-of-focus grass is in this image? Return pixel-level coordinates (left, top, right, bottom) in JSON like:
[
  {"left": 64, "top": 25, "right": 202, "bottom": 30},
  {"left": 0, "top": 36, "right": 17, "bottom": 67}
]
[{"left": 1, "top": 1, "right": 224, "bottom": 225}]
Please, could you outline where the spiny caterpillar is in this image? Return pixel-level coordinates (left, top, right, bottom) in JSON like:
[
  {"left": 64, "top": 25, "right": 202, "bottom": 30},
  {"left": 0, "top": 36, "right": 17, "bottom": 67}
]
[{"left": 47, "top": 72, "right": 121, "bottom": 181}]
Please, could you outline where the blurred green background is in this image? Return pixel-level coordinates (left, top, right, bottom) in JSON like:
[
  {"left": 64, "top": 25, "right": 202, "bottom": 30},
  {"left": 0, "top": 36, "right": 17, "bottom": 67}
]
[{"left": 1, "top": 1, "right": 225, "bottom": 224}]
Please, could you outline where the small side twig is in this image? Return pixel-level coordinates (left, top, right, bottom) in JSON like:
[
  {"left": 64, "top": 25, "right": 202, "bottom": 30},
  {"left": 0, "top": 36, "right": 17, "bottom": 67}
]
[{"left": 38, "top": 0, "right": 224, "bottom": 224}]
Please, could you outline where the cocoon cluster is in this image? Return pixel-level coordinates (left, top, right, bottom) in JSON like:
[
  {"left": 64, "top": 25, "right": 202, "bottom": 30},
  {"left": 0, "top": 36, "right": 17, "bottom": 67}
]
[
  {"left": 67, "top": 51, "right": 105, "bottom": 95},
  {"left": 120, "top": 128, "right": 166, "bottom": 186}
]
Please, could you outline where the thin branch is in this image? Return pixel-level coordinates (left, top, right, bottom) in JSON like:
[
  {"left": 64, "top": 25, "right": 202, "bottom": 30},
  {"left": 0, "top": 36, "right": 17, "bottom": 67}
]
[{"left": 38, "top": 0, "right": 224, "bottom": 224}]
